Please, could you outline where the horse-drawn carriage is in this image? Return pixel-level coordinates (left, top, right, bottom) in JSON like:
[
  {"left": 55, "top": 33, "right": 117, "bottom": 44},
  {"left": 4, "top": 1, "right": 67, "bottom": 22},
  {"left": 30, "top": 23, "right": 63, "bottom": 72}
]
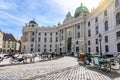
[{"left": 78, "top": 52, "right": 120, "bottom": 72}]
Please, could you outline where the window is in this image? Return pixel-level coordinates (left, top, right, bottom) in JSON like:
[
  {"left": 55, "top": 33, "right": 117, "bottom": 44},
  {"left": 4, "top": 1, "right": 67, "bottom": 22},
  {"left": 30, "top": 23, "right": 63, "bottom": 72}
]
[
  {"left": 117, "top": 43, "right": 120, "bottom": 52},
  {"left": 56, "top": 32, "right": 58, "bottom": 35},
  {"left": 78, "top": 32, "right": 80, "bottom": 38},
  {"left": 88, "top": 21, "right": 90, "bottom": 26},
  {"left": 38, "top": 44, "right": 40, "bottom": 47},
  {"left": 95, "top": 26, "right": 99, "bottom": 35},
  {"left": 39, "top": 33, "right": 41, "bottom": 35},
  {"left": 96, "top": 39, "right": 98, "bottom": 44},
  {"left": 78, "top": 25, "right": 80, "bottom": 29},
  {"left": 32, "top": 38, "right": 34, "bottom": 42},
  {"left": 62, "top": 30, "right": 63, "bottom": 33},
  {"left": 31, "top": 44, "right": 33, "bottom": 47},
  {"left": 44, "top": 45, "right": 46, "bottom": 47},
  {"left": 44, "top": 49, "right": 46, "bottom": 52},
  {"left": 115, "top": 0, "right": 119, "bottom": 8},
  {"left": 50, "top": 44, "right": 52, "bottom": 48},
  {"left": 88, "top": 30, "right": 91, "bottom": 37},
  {"left": 96, "top": 46, "right": 99, "bottom": 52},
  {"left": 32, "top": 25, "right": 34, "bottom": 27},
  {"left": 31, "top": 48, "right": 33, "bottom": 52},
  {"left": 50, "top": 38, "right": 52, "bottom": 42},
  {"left": 38, "top": 38, "right": 41, "bottom": 42},
  {"left": 50, "top": 33, "right": 52, "bottom": 36},
  {"left": 50, "top": 49, "right": 52, "bottom": 52},
  {"left": 116, "top": 13, "right": 120, "bottom": 25},
  {"left": 44, "top": 38, "right": 47, "bottom": 42},
  {"left": 45, "top": 33, "right": 47, "bottom": 36},
  {"left": 88, "top": 47, "right": 91, "bottom": 53},
  {"left": 56, "top": 37, "right": 58, "bottom": 42},
  {"left": 105, "top": 36, "right": 108, "bottom": 42},
  {"left": 32, "top": 32, "right": 34, "bottom": 35},
  {"left": 76, "top": 41, "right": 79, "bottom": 45},
  {"left": 88, "top": 40, "right": 91, "bottom": 45},
  {"left": 105, "top": 45, "right": 109, "bottom": 52},
  {"left": 105, "top": 21, "right": 109, "bottom": 31},
  {"left": 104, "top": 10, "right": 107, "bottom": 16},
  {"left": 38, "top": 49, "right": 40, "bottom": 52},
  {"left": 95, "top": 17, "right": 98, "bottom": 22},
  {"left": 116, "top": 31, "right": 120, "bottom": 40}
]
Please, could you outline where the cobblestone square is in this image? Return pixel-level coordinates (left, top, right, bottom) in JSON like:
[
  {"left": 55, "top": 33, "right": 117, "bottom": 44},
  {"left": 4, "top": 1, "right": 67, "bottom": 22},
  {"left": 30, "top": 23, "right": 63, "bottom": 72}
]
[{"left": 0, "top": 56, "right": 120, "bottom": 80}]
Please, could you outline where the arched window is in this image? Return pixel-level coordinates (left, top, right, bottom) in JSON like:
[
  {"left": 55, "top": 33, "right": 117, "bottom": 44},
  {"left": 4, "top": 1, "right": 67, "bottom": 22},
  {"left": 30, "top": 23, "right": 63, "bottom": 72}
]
[
  {"left": 105, "top": 21, "right": 108, "bottom": 31},
  {"left": 116, "top": 13, "right": 120, "bottom": 25},
  {"left": 115, "top": 0, "right": 119, "bottom": 8}
]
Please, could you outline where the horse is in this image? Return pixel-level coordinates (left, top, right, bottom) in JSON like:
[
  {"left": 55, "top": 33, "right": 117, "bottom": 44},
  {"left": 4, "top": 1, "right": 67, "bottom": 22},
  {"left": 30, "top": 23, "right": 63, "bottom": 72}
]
[{"left": 22, "top": 52, "right": 36, "bottom": 63}]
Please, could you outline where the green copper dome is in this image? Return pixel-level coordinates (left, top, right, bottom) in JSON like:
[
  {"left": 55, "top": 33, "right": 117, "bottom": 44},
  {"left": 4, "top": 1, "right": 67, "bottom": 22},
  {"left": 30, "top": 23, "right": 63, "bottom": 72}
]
[{"left": 74, "top": 3, "right": 89, "bottom": 18}]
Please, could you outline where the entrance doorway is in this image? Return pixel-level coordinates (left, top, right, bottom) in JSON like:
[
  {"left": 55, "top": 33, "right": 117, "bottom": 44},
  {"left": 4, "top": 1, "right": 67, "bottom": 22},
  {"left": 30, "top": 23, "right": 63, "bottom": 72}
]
[
  {"left": 117, "top": 43, "right": 120, "bottom": 52},
  {"left": 67, "top": 37, "right": 72, "bottom": 52}
]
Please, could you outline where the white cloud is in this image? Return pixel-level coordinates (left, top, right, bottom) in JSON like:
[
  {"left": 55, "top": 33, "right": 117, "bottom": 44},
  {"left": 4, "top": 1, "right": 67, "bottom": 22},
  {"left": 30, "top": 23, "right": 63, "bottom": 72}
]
[
  {"left": 0, "top": 11, "right": 26, "bottom": 23},
  {"left": 51, "top": 0, "right": 101, "bottom": 15},
  {"left": 0, "top": 0, "right": 17, "bottom": 10}
]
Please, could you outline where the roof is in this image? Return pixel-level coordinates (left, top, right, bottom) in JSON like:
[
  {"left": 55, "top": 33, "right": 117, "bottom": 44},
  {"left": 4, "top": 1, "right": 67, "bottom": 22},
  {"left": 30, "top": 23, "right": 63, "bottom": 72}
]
[
  {"left": 74, "top": 3, "right": 89, "bottom": 17},
  {"left": 3, "top": 33, "right": 16, "bottom": 42}
]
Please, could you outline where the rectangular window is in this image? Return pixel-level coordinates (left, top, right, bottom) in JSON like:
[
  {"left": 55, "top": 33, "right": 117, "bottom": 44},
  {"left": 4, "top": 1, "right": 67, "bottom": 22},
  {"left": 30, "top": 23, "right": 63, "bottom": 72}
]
[
  {"left": 44, "top": 38, "right": 47, "bottom": 42},
  {"left": 50, "top": 38, "right": 52, "bottom": 42},
  {"left": 88, "top": 21, "right": 90, "bottom": 26},
  {"left": 95, "top": 17, "right": 98, "bottom": 23},
  {"left": 105, "top": 36, "right": 108, "bottom": 42},
  {"left": 96, "top": 46, "right": 99, "bottom": 52},
  {"left": 45, "top": 33, "right": 47, "bottom": 36},
  {"left": 78, "top": 25, "right": 80, "bottom": 29},
  {"left": 50, "top": 33, "right": 52, "bottom": 36},
  {"left": 88, "top": 30, "right": 91, "bottom": 37},
  {"left": 104, "top": 10, "right": 107, "bottom": 16},
  {"left": 116, "top": 31, "right": 120, "bottom": 40},
  {"left": 88, "top": 47, "right": 91, "bottom": 53},
  {"left": 38, "top": 38, "right": 41, "bottom": 42},
  {"left": 88, "top": 40, "right": 91, "bottom": 45},
  {"left": 96, "top": 26, "right": 99, "bottom": 35},
  {"left": 39, "top": 33, "right": 41, "bottom": 35},
  {"left": 56, "top": 37, "right": 58, "bottom": 42},
  {"left": 96, "top": 39, "right": 98, "bottom": 44},
  {"left": 105, "top": 45, "right": 109, "bottom": 52}
]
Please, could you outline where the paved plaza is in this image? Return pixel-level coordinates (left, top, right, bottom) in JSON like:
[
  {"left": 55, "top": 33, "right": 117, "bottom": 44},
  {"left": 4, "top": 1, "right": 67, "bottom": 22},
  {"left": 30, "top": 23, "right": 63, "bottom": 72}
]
[{"left": 0, "top": 56, "right": 120, "bottom": 80}]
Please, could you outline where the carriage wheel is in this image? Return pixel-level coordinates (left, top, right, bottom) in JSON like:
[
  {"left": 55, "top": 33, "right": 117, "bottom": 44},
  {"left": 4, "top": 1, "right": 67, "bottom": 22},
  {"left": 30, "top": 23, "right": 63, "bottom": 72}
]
[
  {"left": 100, "top": 62, "right": 111, "bottom": 72},
  {"left": 110, "top": 59, "right": 120, "bottom": 70}
]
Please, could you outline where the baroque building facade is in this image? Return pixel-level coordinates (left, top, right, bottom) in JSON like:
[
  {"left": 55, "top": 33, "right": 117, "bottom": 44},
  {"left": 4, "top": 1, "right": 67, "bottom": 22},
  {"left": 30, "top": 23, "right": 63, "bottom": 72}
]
[{"left": 21, "top": 0, "right": 120, "bottom": 55}]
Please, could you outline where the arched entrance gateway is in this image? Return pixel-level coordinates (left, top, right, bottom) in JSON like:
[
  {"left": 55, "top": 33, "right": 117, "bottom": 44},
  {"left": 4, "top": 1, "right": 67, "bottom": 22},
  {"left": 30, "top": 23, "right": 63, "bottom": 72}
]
[{"left": 67, "top": 37, "right": 72, "bottom": 52}]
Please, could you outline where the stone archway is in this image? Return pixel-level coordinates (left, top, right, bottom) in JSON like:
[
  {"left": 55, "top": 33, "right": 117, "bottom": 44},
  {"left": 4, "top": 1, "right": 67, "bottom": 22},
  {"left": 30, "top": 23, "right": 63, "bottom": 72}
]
[{"left": 67, "top": 37, "right": 72, "bottom": 52}]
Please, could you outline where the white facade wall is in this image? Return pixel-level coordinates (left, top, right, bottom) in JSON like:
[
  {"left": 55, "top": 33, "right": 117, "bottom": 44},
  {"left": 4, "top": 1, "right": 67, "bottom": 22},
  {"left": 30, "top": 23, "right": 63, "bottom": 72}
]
[{"left": 21, "top": 0, "right": 120, "bottom": 54}]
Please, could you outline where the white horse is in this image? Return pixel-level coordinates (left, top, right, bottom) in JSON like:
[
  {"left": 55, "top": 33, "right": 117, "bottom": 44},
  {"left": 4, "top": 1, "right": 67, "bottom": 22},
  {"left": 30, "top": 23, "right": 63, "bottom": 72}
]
[{"left": 22, "top": 53, "right": 35, "bottom": 63}]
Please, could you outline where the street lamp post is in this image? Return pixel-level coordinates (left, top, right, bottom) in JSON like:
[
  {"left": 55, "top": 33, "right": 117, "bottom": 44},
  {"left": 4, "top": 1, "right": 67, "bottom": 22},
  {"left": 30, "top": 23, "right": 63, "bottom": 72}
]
[{"left": 98, "top": 34, "right": 102, "bottom": 55}]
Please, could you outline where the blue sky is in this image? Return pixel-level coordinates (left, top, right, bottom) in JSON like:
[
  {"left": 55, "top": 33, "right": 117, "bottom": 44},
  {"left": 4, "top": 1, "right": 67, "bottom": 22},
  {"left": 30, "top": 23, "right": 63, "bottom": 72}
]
[{"left": 0, "top": 0, "right": 100, "bottom": 39}]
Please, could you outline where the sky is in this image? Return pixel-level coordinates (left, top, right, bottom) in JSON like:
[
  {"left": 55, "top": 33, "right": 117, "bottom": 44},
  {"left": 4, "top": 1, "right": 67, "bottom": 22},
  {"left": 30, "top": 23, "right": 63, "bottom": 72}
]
[{"left": 0, "top": 0, "right": 101, "bottom": 39}]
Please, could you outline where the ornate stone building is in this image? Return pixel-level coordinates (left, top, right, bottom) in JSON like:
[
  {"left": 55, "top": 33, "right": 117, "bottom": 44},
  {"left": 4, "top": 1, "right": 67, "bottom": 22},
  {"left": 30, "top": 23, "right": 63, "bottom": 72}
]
[{"left": 21, "top": 0, "right": 120, "bottom": 55}]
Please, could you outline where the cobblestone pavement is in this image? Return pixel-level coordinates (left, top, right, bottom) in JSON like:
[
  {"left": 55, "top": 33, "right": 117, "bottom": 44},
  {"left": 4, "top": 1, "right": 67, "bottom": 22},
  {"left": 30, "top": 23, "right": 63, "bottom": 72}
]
[{"left": 0, "top": 56, "right": 120, "bottom": 80}]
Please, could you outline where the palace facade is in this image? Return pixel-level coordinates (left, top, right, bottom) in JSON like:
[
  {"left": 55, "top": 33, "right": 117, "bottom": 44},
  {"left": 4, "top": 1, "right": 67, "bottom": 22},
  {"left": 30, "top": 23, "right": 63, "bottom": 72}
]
[{"left": 21, "top": 0, "right": 120, "bottom": 55}]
